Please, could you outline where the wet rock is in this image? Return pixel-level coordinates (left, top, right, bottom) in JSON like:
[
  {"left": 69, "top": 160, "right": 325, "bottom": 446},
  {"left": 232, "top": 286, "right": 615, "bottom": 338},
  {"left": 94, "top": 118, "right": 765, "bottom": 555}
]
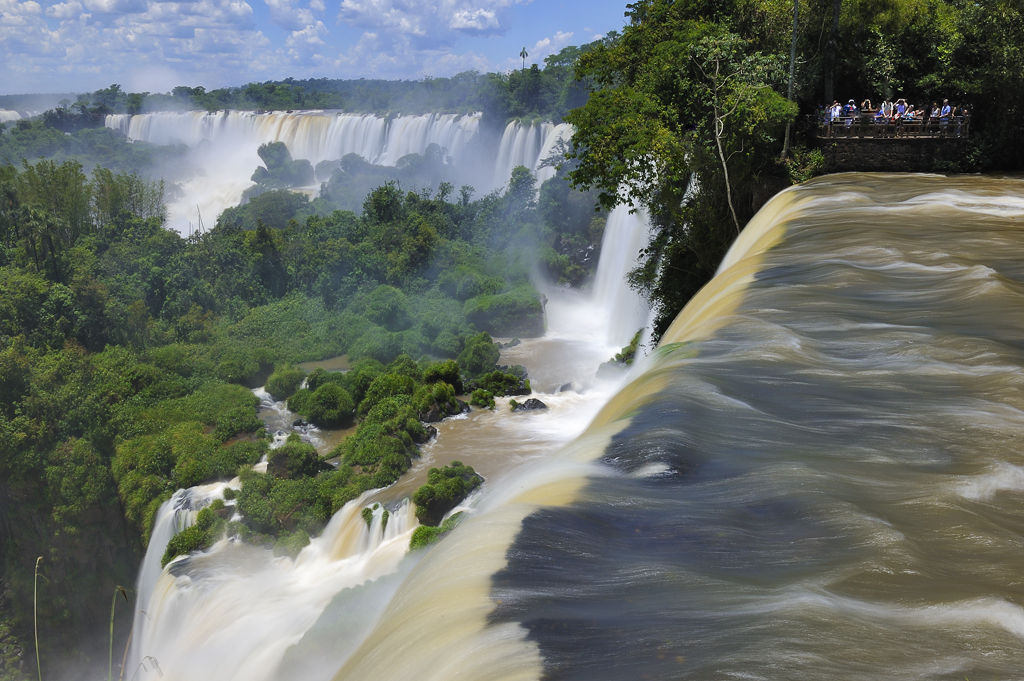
[
  {"left": 557, "top": 382, "right": 573, "bottom": 393},
  {"left": 513, "top": 398, "right": 548, "bottom": 412},
  {"left": 424, "top": 425, "right": 438, "bottom": 441},
  {"left": 422, "top": 405, "right": 443, "bottom": 423},
  {"left": 457, "top": 399, "right": 471, "bottom": 414},
  {"left": 292, "top": 418, "right": 307, "bottom": 427}
]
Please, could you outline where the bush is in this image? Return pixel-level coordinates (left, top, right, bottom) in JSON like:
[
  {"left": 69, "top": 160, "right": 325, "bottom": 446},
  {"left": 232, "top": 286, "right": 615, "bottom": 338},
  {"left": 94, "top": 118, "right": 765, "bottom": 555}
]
[
  {"left": 265, "top": 365, "right": 306, "bottom": 400},
  {"left": 412, "top": 462, "right": 482, "bottom": 526},
  {"left": 472, "top": 367, "right": 529, "bottom": 396},
  {"left": 303, "top": 383, "right": 355, "bottom": 427},
  {"left": 423, "top": 359, "right": 463, "bottom": 394},
  {"left": 160, "top": 507, "right": 224, "bottom": 567},
  {"left": 358, "top": 372, "right": 417, "bottom": 417},
  {"left": 470, "top": 388, "right": 495, "bottom": 409},
  {"left": 409, "top": 511, "right": 465, "bottom": 550},
  {"left": 414, "top": 381, "right": 460, "bottom": 421},
  {"left": 456, "top": 332, "right": 500, "bottom": 377},
  {"left": 268, "top": 434, "right": 329, "bottom": 479},
  {"left": 464, "top": 284, "right": 545, "bottom": 337}
]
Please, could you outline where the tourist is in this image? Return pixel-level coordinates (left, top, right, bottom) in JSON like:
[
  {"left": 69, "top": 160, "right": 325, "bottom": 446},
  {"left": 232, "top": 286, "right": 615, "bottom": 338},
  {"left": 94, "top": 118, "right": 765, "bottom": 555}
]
[
  {"left": 830, "top": 100, "right": 842, "bottom": 121},
  {"left": 880, "top": 98, "right": 893, "bottom": 119},
  {"left": 861, "top": 99, "right": 873, "bottom": 112}
]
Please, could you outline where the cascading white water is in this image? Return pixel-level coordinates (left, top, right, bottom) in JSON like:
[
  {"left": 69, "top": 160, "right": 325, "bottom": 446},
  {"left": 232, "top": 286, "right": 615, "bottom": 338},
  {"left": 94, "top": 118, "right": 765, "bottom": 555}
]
[
  {"left": 591, "top": 204, "right": 652, "bottom": 347},
  {"left": 0, "top": 110, "right": 21, "bottom": 124},
  {"left": 104, "top": 111, "right": 482, "bottom": 235},
  {"left": 491, "top": 121, "right": 573, "bottom": 190},
  {"left": 128, "top": 481, "right": 238, "bottom": 677},
  {"left": 105, "top": 111, "right": 481, "bottom": 168},
  {"left": 128, "top": 494, "right": 417, "bottom": 681}
]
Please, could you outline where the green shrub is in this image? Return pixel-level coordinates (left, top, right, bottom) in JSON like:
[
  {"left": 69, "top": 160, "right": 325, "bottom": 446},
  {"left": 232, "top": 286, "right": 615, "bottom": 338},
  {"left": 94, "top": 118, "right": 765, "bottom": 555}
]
[
  {"left": 303, "top": 383, "right": 355, "bottom": 427},
  {"left": 464, "top": 284, "right": 544, "bottom": 337},
  {"left": 423, "top": 359, "right": 463, "bottom": 394},
  {"left": 268, "top": 434, "right": 328, "bottom": 479},
  {"left": 358, "top": 372, "right": 417, "bottom": 417},
  {"left": 472, "top": 367, "right": 529, "bottom": 397},
  {"left": 265, "top": 365, "right": 306, "bottom": 400},
  {"left": 412, "top": 462, "right": 482, "bottom": 526},
  {"left": 431, "top": 330, "right": 461, "bottom": 357},
  {"left": 409, "top": 511, "right": 465, "bottom": 550},
  {"left": 160, "top": 507, "right": 225, "bottom": 567},
  {"left": 470, "top": 388, "right": 495, "bottom": 409},
  {"left": 413, "top": 381, "right": 460, "bottom": 421},
  {"left": 305, "top": 367, "right": 346, "bottom": 393},
  {"left": 456, "top": 332, "right": 500, "bottom": 377}
]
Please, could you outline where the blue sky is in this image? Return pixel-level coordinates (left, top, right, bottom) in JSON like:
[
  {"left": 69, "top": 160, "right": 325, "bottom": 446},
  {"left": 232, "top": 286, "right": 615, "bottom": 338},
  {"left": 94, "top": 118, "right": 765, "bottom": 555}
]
[{"left": 0, "top": 0, "right": 631, "bottom": 95}]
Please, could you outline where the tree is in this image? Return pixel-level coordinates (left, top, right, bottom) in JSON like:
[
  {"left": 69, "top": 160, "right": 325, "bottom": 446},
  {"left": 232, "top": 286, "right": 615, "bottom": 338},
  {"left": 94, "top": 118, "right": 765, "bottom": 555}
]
[{"left": 566, "top": 1, "right": 794, "bottom": 338}]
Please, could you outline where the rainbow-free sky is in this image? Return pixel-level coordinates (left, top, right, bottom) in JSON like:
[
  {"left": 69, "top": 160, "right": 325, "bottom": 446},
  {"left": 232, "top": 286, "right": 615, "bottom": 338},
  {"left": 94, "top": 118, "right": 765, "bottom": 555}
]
[{"left": 0, "top": 0, "right": 629, "bottom": 94}]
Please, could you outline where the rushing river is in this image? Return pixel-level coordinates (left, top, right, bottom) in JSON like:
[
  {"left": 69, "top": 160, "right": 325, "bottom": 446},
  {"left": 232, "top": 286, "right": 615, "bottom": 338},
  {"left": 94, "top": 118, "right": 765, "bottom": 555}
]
[{"left": 129, "top": 172, "right": 1024, "bottom": 680}]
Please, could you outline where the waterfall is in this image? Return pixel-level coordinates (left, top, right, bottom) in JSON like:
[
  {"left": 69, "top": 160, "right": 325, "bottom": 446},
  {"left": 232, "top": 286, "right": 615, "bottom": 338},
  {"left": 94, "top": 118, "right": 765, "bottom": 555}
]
[
  {"left": 0, "top": 110, "right": 21, "bottom": 124},
  {"left": 128, "top": 494, "right": 417, "bottom": 681},
  {"left": 491, "top": 121, "right": 573, "bottom": 190},
  {"left": 105, "top": 111, "right": 481, "bottom": 167},
  {"left": 128, "top": 481, "right": 237, "bottom": 677},
  {"left": 104, "top": 111, "right": 483, "bottom": 234},
  {"left": 591, "top": 204, "right": 652, "bottom": 347}
]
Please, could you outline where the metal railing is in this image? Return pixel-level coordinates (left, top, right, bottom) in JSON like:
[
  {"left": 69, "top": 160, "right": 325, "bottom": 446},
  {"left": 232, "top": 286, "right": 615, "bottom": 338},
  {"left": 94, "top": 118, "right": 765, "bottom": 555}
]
[{"left": 809, "top": 113, "right": 970, "bottom": 140}]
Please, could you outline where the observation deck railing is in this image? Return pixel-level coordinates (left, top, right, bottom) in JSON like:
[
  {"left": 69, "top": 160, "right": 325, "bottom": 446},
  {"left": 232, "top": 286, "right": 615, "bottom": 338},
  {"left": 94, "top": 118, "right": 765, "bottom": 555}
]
[{"left": 809, "top": 113, "right": 970, "bottom": 140}]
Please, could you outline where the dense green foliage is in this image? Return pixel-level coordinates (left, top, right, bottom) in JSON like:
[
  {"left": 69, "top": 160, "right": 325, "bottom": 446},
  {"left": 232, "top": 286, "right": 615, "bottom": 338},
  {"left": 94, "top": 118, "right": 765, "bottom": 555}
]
[
  {"left": 0, "top": 120, "right": 186, "bottom": 174},
  {"left": 412, "top": 462, "right": 483, "bottom": 527},
  {"left": 0, "top": 147, "right": 588, "bottom": 677}
]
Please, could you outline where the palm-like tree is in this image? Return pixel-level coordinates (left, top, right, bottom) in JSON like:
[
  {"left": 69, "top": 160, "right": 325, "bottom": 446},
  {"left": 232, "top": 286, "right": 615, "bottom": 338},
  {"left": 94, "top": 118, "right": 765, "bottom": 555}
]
[{"left": 520, "top": 47, "right": 529, "bottom": 72}]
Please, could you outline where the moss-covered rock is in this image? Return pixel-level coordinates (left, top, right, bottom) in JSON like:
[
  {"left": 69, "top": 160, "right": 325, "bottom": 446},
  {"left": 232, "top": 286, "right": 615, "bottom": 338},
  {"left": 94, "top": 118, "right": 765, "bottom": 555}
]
[
  {"left": 409, "top": 511, "right": 465, "bottom": 550},
  {"left": 412, "top": 462, "right": 482, "bottom": 527}
]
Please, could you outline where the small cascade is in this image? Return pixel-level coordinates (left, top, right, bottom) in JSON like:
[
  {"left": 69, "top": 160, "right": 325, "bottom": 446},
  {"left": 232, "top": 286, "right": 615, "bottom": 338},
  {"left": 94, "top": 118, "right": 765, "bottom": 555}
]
[
  {"left": 0, "top": 110, "right": 22, "bottom": 124},
  {"left": 252, "top": 386, "right": 336, "bottom": 453},
  {"left": 591, "top": 204, "right": 652, "bottom": 347},
  {"left": 127, "top": 492, "right": 418, "bottom": 681}
]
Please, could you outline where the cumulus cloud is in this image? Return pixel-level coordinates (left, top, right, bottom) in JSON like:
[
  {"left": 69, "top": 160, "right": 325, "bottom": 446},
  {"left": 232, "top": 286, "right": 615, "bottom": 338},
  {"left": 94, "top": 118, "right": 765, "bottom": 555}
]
[
  {"left": 262, "top": 0, "right": 319, "bottom": 31},
  {"left": 338, "top": 0, "right": 526, "bottom": 47}
]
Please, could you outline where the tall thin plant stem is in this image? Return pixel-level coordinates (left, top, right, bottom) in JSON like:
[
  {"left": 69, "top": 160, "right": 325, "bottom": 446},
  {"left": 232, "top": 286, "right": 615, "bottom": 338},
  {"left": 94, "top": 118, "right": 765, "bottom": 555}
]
[
  {"left": 110, "top": 586, "right": 128, "bottom": 681},
  {"left": 33, "top": 556, "right": 42, "bottom": 681},
  {"left": 118, "top": 622, "right": 134, "bottom": 681}
]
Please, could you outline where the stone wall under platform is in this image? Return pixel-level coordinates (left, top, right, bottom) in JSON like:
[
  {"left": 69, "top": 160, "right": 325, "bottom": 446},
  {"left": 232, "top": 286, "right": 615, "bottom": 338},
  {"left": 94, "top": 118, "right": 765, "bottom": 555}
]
[{"left": 817, "top": 137, "right": 968, "bottom": 173}]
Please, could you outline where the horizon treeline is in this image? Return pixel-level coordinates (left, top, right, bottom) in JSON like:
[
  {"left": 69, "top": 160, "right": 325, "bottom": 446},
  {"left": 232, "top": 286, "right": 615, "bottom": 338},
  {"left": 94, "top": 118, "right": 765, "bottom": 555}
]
[{"left": 3, "top": 40, "right": 601, "bottom": 134}]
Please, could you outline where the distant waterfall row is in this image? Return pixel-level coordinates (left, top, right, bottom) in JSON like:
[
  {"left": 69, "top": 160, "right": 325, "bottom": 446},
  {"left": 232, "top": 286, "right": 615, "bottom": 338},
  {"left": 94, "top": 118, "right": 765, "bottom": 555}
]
[
  {"left": 105, "top": 111, "right": 572, "bottom": 190},
  {"left": 0, "top": 109, "right": 21, "bottom": 124}
]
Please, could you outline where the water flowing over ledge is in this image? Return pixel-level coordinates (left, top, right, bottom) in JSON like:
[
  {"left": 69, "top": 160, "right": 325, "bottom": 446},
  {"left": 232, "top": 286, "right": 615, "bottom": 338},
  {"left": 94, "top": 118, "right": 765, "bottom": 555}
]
[
  {"left": 334, "top": 173, "right": 1024, "bottom": 681},
  {"left": 104, "top": 112, "right": 575, "bottom": 234}
]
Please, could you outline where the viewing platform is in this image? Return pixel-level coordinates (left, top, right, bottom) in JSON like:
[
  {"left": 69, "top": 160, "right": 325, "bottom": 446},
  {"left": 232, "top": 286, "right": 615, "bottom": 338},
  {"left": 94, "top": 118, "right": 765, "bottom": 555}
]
[
  {"left": 809, "top": 113, "right": 970, "bottom": 173},
  {"left": 810, "top": 113, "right": 970, "bottom": 140}
]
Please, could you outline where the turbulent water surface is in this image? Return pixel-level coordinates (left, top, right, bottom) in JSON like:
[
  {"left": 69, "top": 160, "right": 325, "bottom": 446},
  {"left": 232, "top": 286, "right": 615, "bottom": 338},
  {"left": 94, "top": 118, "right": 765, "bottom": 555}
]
[{"left": 130, "top": 173, "right": 1024, "bottom": 680}]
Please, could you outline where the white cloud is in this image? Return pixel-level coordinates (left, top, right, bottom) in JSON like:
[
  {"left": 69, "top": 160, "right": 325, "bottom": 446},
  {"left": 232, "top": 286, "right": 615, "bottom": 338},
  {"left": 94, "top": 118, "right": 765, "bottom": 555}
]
[
  {"left": 498, "top": 29, "right": 573, "bottom": 71},
  {"left": 338, "top": 0, "right": 527, "bottom": 47},
  {"left": 529, "top": 29, "right": 572, "bottom": 59},
  {"left": 45, "top": 0, "right": 84, "bottom": 19},
  {"left": 262, "top": 0, "right": 318, "bottom": 31}
]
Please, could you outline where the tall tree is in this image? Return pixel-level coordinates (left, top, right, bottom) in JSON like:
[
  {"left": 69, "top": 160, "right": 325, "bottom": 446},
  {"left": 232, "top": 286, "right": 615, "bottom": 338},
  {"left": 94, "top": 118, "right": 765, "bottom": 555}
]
[{"left": 565, "top": 0, "right": 795, "bottom": 338}]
